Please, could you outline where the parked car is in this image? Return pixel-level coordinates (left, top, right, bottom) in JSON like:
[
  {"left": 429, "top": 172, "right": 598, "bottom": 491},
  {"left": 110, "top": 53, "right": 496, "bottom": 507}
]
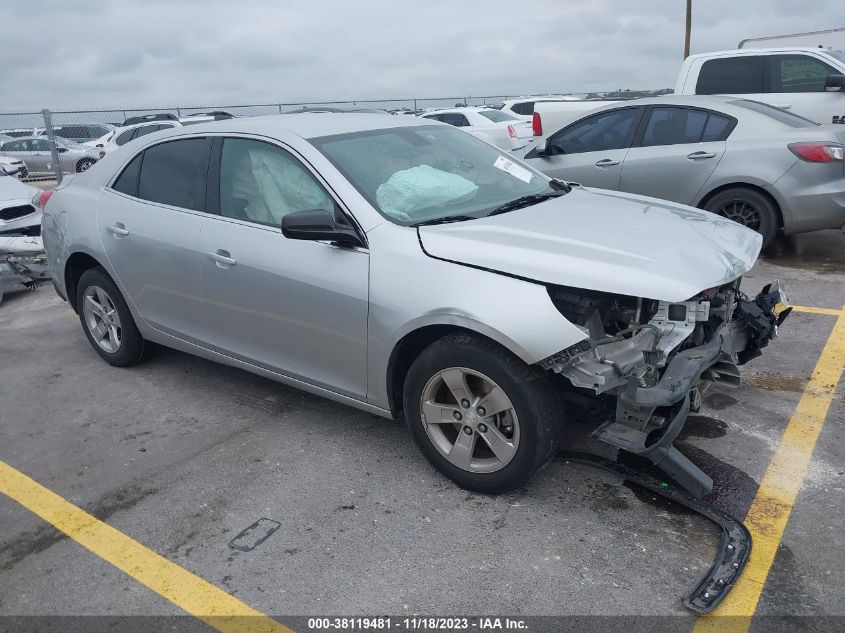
[
  {"left": 0, "top": 154, "right": 28, "bottom": 178},
  {"left": 531, "top": 99, "right": 622, "bottom": 138},
  {"left": 419, "top": 107, "right": 533, "bottom": 150},
  {"left": 101, "top": 119, "right": 183, "bottom": 153},
  {"left": 0, "top": 137, "right": 103, "bottom": 176},
  {"left": 674, "top": 47, "right": 845, "bottom": 125},
  {"left": 518, "top": 95, "right": 845, "bottom": 245},
  {"left": 0, "top": 172, "right": 49, "bottom": 304},
  {"left": 499, "top": 95, "right": 588, "bottom": 120},
  {"left": 0, "top": 128, "right": 40, "bottom": 138},
  {"left": 40, "top": 114, "right": 788, "bottom": 497},
  {"left": 50, "top": 123, "right": 115, "bottom": 144}
]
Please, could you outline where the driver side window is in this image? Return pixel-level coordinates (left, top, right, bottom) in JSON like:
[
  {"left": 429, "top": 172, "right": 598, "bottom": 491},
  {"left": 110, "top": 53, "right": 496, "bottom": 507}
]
[
  {"left": 548, "top": 108, "right": 642, "bottom": 155},
  {"left": 219, "top": 138, "right": 335, "bottom": 228}
]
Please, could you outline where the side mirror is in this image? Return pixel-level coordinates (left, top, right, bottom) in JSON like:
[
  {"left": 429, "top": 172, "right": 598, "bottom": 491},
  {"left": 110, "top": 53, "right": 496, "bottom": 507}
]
[
  {"left": 824, "top": 73, "right": 845, "bottom": 92},
  {"left": 281, "top": 208, "right": 365, "bottom": 248}
]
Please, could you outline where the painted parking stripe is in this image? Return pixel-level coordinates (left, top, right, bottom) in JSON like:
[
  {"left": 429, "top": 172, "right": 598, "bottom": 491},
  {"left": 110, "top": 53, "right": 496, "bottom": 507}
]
[
  {"left": 0, "top": 461, "right": 293, "bottom": 633},
  {"left": 791, "top": 305, "right": 842, "bottom": 316},
  {"left": 693, "top": 305, "right": 845, "bottom": 632}
]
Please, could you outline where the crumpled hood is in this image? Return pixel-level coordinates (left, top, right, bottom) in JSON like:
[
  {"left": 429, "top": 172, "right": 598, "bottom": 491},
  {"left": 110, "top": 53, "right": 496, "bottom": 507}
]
[{"left": 418, "top": 187, "right": 762, "bottom": 302}]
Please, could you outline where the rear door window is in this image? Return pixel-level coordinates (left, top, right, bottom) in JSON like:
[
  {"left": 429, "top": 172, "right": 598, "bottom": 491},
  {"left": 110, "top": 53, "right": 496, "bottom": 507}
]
[
  {"left": 137, "top": 138, "right": 212, "bottom": 211},
  {"left": 696, "top": 56, "right": 765, "bottom": 94},
  {"left": 640, "top": 107, "right": 707, "bottom": 146}
]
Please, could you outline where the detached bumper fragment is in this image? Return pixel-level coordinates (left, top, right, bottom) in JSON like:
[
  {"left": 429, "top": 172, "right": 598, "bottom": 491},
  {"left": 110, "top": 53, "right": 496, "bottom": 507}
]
[{"left": 559, "top": 451, "right": 752, "bottom": 614}]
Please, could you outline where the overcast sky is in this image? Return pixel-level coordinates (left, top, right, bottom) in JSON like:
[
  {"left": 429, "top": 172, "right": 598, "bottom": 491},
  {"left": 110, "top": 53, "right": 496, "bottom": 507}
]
[{"left": 2, "top": 0, "right": 842, "bottom": 111}]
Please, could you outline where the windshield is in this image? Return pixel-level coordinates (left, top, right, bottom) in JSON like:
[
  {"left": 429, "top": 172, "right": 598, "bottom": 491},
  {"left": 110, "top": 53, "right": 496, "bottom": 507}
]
[
  {"left": 477, "top": 110, "right": 517, "bottom": 123},
  {"left": 731, "top": 99, "right": 819, "bottom": 127},
  {"left": 311, "top": 125, "right": 555, "bottom": 225}
]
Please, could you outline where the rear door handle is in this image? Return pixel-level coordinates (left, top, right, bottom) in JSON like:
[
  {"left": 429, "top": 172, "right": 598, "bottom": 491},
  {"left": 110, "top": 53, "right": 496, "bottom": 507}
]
[
  {"left": 594, "top": 158, "right": 620, "bottom": 167},
  {"left": 687, "top": 151, "right": 717, "bottom": 160},
  {"left": 207, "top": 250, "right": 237, "bottom": 267},
  {"left": 105, "top": 223, "right": 129, "bottom": 236},
  {"left": 774, "top": 103, "right": 791, "bottom": 109}
]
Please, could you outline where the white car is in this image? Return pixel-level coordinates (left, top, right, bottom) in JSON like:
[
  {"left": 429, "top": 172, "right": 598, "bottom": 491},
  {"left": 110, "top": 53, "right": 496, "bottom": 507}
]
[
  {"left": 499, "top": 95, "right": 586, "bottom": 120},
  {"left": 0, "top": 154, "right": 28, "bottom": 178},
  {"left": 419, "top": 107, "right": 533, "bottom": 150}
]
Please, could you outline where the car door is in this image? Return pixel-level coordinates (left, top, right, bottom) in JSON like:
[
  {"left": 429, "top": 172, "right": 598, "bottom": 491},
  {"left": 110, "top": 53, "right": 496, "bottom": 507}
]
[
  {"left": 527, "top": 107, "right": 643, "bottom": 189},
  {"left": 198, "top": 136, "right": 369, "bottom": 398},
  {"left": 618, "top": 106, "right": 731, "bottom": 205},
  {"left": 97, "top": 137, "right": 213, "bottom": 344}
]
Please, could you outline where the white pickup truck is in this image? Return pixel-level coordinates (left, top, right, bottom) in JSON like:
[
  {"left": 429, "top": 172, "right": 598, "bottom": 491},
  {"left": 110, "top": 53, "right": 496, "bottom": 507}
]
[{"left": 674, "top": 47, "right": 845, "bottom": 125}]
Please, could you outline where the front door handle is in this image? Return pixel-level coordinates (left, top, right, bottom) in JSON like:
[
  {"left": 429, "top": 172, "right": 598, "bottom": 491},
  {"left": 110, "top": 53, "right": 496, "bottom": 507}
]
[
  {"left": 594, "top": 158, "right": 620, "bottom": 167},
  {"left": 208, "top": 250, "right": 237, "bottom": 267},
  {"left": 687, "top": 151, "right": 717, "bottom": 160},
  {"left": 105, "top": 223, "right": 129, "bottom": 237},
  {"left": 774, "top": 103, "right": 792, "bottom": 110}
]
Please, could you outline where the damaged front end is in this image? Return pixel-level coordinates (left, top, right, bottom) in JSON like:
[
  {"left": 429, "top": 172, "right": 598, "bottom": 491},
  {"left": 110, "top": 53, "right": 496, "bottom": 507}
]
[
  {"left": 0, "top": 235, "right": 50, "bottom": 305},
  {"left": 541, "top": 279, "right": 791, "bottom": 498}
]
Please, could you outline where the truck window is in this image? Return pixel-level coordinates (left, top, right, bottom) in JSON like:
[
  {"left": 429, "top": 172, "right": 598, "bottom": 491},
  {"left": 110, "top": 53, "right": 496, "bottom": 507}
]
[
  {"left": 768, "top": 54, "right": 839, "bottom": 92},
  {"left": 696, "top": 57, "right": 765, "bottom": 94}
]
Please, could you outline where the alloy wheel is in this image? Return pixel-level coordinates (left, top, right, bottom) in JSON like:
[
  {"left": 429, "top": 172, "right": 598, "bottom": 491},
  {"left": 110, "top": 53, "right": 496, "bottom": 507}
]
[
  {"left": 420, "top": 367, "right": 520, "bottom": 474},
  {"left": 715, "top": 199, "right": 761, "bottom": 231},
  {"left": 82, "top": 285, "right": 122, "bottom": 353}
]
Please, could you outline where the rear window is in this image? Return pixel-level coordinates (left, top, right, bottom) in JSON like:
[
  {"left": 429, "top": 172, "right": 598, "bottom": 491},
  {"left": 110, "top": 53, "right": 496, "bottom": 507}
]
[
  {"left": 477, "top": 110, "right": 517, "bottom": 123},
  {"left": 696, "top": 57, "right": 764, "bottom": 94},
  {"left": 731, "top": 99, "right": 818, "bottom": 127},
  {"left": 112, "top": 153, "right": 143, "bottom": 197},
  {"left": 511, "top": 102, "right": 534, "bottom": 115},
  {"left": 137, "top": 138, "right": 211, "bottom": 211}
]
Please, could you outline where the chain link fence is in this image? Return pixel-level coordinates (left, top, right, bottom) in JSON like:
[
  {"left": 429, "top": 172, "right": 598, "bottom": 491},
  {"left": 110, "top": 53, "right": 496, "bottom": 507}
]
[{"left": 0, "top": 90, "right": 671, "bottom": 184}]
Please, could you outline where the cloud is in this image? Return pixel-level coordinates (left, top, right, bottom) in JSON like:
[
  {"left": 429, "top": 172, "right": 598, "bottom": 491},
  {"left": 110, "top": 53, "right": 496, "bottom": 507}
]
[{"left": 0, "top": 0, "right": 841, "bottom": 111}]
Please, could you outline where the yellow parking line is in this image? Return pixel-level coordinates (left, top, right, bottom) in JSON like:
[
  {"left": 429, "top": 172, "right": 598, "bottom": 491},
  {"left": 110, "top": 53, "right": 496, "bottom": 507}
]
[
  {"left": 0, "top": 461, "right": 293, "bottom": 633},
  {"left": 693, "top": 306, "right": 845, "bottom": 632},
  {"left": 791, "top": 305, "right": 842, "bottom": 316}
]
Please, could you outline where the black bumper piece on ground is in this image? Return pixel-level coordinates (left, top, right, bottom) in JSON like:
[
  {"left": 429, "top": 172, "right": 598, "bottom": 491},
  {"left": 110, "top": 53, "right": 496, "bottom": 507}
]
[{"left": 558, "top": 451, "right": 751, "bottom": 614}]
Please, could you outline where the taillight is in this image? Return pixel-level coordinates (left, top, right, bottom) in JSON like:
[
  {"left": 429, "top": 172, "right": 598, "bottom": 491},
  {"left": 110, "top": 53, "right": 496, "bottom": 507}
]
[
  {"left": 32, "top": 190, "right": 55, "bottom": 209},
  {"left": 788, "top": 142, "right": 844, "bottom": 163},
  {"left": 506, "top": 124, "right": 516, "bottom": 139},
  {"left": 532, "top": 112, "right": 543, "bottom": 136}
]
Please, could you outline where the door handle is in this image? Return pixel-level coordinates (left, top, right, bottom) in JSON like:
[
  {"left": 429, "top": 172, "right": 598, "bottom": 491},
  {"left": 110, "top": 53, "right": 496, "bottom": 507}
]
[
  {"left": 774, "top": 104, "right": 791, "bottom": 110},
  {"left": 105, "top": 223, "right": 129, "bottom": 237},
  {"left": 594, "top": 158, "right": 620, "bottom": 167},
  {"left": 207, "top": 250, "right": 237, "bottom": 267},
  {"left": 687, "top": 151, "right": 717, "bottom": 160}
]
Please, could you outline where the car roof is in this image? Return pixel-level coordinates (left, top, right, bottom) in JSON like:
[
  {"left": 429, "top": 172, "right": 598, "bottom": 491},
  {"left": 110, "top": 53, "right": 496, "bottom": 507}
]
[
  {"left": 147, "top": 113, "right": 439, "bottom": 140},
  {"left": 686, "top": 47, "right": 833, "bottom": 60},
  {"left": 566, "top": 94, "right": 746, "bottom": 114},
  {"left": 420, "top": 107, "right": 494, "bottom": 115}
]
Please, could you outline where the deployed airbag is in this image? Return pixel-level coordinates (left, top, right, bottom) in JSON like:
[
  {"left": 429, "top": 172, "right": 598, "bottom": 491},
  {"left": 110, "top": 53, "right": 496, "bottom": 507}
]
[{"left": 376, "top": 165, "right": 477, "bottom": 219}]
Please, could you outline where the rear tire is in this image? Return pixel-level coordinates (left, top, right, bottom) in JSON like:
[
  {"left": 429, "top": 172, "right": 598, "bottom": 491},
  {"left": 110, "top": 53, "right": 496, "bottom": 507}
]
[
  {"left": 76, "top": 267, "right": 153, "bottom": 366},
  {"left": 402, "top": 333, "right": 562, "bottom": 494},
  {"left": 702, "top": 186, "right": 779, "bottom": 248}
]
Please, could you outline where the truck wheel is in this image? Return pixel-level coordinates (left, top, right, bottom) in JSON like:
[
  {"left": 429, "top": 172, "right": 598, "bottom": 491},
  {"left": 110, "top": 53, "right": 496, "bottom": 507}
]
[
  {"left": 76, "top": 267, "right": 154, "bottom": 366},
  {"left": 403, "top": 333, "right": 562, "bottom": 493},
  {"left": 703, "top": 187, "right": 779, "bottom": 248}
]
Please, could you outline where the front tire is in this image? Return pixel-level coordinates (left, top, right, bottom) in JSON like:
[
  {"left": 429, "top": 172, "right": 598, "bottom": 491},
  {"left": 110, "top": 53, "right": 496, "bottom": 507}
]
[
  {"left": 702, "top": 187, "right": 779, "bottom": 248},
  {"left": 403, "top": 333, "right": 562, "bottom": 493},
  {"left": 76, "top": 267, "right": 153, "bottom": 366}
]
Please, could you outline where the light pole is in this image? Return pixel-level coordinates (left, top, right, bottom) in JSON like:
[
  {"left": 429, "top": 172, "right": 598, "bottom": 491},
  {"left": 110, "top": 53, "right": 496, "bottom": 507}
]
[{"left": 684, "top": 0, "right": 692, "bottom": 58}]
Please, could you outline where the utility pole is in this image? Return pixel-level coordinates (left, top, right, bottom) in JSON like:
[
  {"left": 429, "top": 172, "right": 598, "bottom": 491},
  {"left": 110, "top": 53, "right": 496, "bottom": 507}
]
[{"left": 684, "top": 0, "right": 692, "bottom": 58}]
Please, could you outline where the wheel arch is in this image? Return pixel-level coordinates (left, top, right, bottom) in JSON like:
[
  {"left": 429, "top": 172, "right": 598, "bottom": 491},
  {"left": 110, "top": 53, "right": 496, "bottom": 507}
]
[
  {"left": 696, "top": 182, "right": 785, "bottom": 229},
  {"left": 64, "top": 251, "right": 107, "bottom": 313},
  {"left": 386, "top": 323, "right": 527, "bottom": 420}
]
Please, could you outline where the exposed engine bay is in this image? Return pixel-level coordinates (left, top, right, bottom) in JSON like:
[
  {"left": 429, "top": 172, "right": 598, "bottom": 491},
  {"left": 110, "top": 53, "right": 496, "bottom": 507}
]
[{"left": 540, "top": 278, "right": 791, "bottom": 497}]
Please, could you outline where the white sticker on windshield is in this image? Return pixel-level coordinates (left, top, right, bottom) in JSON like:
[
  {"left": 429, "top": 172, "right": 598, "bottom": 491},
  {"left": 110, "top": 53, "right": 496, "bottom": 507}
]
[{"left": 493, "top": 155, "right": 532, "bottom": 183}]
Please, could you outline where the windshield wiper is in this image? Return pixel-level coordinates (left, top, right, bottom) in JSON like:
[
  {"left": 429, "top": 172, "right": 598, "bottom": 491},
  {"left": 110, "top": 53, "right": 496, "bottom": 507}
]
[
  {"left": 412, "top": 215, "right": 477, "bottom": 227},
  {"left": 486, "top": 191, "right": 567, "bottom": 217}
]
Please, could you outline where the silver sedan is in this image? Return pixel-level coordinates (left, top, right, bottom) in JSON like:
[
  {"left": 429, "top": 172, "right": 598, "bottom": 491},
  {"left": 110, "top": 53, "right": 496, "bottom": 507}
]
[
  {"left": 39, "top": 114, "right": 788, "bottom": 497},
  {"left": 519, "top": 95, "right": 845, "bottom": 246},
  {"left": 0, "top": 136, "right": 103, "bottom": 176}
]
